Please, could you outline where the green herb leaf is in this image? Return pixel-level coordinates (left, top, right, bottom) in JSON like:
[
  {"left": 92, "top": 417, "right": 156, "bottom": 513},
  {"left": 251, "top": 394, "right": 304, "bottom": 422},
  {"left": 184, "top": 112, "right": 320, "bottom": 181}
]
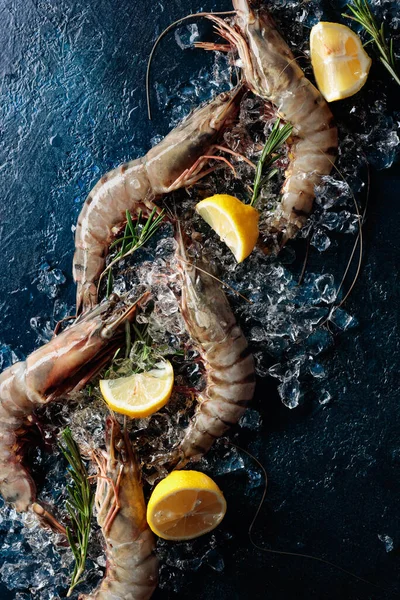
[
  {"left": 99, "top": 208, "right": 165, "bottom": 296},
  {"left": 60, "top": 428, "right": 93, "bottom": 597},
  {"left": 106, "top": 268, "right": 113, "bottom": 298},
  {"left": 344, "top": 0, "right": 400, "bottom": 86},
  {"left": 250, "top": 118, "right": 293, "bottom": 207}
]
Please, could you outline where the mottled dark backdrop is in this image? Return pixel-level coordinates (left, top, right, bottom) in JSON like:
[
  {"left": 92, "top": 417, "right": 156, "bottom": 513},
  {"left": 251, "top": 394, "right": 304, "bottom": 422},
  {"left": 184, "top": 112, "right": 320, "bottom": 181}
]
[{"left": 0, "top": 0, "right": 399, "bottom": 598}]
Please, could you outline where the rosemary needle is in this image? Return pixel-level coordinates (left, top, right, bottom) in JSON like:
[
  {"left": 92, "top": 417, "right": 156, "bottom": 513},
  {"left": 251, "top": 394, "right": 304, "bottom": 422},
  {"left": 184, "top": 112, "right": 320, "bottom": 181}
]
[
  {"left": 100, "top": 207, "right": 165, "bottom": 296},
  {"left": 344, "top": 0, "right": 400, "bottom": 86},
  {"left": 250, "top": 118, "right": 293, "bottom": 207},
  {"left": 60, "top": 428, "right": 93, "bottom": 597}
]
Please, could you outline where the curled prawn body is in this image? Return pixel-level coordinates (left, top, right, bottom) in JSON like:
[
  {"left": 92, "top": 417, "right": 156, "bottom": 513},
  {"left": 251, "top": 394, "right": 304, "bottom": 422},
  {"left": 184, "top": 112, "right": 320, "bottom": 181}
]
[
  {"left": 201, "top": 0, "right": 338, "bottom": 245},
  {"left": 0, "top": 295, "right": 138, "bottom": 523},
  {"left": 172, "top": 233, "right": 256, "bottom": 468},
  {"left": 80, "top": 417, "right": 158, "bottom": 600},
  {"left": 73, "top": 87, "right": 244, "bottom": 314}
]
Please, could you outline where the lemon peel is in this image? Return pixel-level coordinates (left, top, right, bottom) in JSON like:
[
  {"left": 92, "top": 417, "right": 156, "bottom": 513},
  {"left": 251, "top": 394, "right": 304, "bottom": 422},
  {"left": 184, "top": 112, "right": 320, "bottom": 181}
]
[
  {"left": 99, "top": 360, "right": 174, "bottom": 418},
  {"left": 147, "top": 470, "right": 227, "bottom": 541},
  {"left": 196, "top": 194, "right": 259, "bottom": 262}
]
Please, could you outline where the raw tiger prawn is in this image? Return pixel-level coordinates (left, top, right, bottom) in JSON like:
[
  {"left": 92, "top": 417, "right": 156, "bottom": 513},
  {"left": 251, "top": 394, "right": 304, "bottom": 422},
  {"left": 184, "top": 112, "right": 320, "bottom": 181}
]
[
  {"left": 167, "top": 226, "right": 256, "bottom": 468},
  {"left": 73, "top": 86, "right": 244, "bottom": 314},
  {"left": 197, "top": 0, "right": 338, "bottom": 247},
  {"left": 80, "top": 416, "right": 158, "bottom": 600},
  {"left": 0, "top": 294, "right": 142, "bottom": 529}
]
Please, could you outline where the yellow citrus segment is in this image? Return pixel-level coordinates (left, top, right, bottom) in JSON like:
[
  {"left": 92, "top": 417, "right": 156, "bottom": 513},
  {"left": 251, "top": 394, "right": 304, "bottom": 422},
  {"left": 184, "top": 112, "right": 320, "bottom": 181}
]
[
  {"left": 147, "top": 470, "right": 227, "bottom": 541},
  {"left": 99, "top": 360, "right": 174, "bottom": 418},
  {"left": 195, "top": 194, "right": 259, "bottom": 262},
  {"left": 310, "top": 22, "right": 372, "bottom": 102}
]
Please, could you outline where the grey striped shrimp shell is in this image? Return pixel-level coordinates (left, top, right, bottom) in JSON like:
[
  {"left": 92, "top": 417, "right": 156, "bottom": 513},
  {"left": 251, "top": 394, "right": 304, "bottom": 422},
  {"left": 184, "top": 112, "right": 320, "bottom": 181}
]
[
  {"left": 204, "top": 0, "right": 338, "bottom": 245},
  {"left": 0, "top": 295, "right": 137, "bottom": 527},
  {"left": 171, "top": 231, "right": 256, "bottom": 468},
  {"left": 73, "top": 86, "right": 244, "bottom": 314},
  {"left": 80, "top": 416, "right": 158, "bottom": 600}
]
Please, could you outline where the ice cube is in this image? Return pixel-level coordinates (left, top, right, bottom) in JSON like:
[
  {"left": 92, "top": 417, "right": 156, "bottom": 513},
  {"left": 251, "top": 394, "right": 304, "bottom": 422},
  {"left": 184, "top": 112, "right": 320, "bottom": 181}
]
[
  {"left": 0, "top": 344, "right": 24, "bottom": 370},
  {"left": 239, "top": 409, "right": 262, "bottom": 430},
  {"left": 204, "top": 548, "right": 225, "bottom": 572},
  {"left": 203, "top": 445, "right": 245, "bottom": 475},
  {"left": 174, "top": 24, "right": 199, "bottom": 50},
  {"left": 0, "top": 560, "right": 34, "bottom": 589},
  {"left": 268, "top": 358, "right": 302, "bottom": 381},
  {"left": 311, "top": 229, "right": 331, "bottom": 252},
  {"left": 305, "top": 329, "right": 334, "bottom": 355},
  {"left": 308, "top": 360, "right": 326, "bottom": 379},
  {"left": 250, "top": 326, "right": 267, "bottom": 342},
  {"left": 156, "top": 237, "right": 178, "bottom": 257},
  {"left": 328, "top": 308, "right": 357, "bottom": 331},
  {"left": 378, "top": 534, "right": 394, "bottom": 553},
  {"left": 319, "top": 389, "right": 332, "bottom": 405},
  {"left": 36, "top": 264, "right": 66, "bottom": 299},
  {"left": 315, "top": 274, "right": 337, "bottom": 304},
  {"left": 278, "top": 377, "right": 301, "bottom": 409},
  {"left": 247, "top": 466, "right": 263, "bottom": 490}
]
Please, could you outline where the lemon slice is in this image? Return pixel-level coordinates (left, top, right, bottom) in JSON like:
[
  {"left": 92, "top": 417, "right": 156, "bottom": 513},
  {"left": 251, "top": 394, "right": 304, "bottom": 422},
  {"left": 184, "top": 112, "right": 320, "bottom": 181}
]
[
  {"left": 310, "top": 22, "right": 372, "bottom": 102},
  {"left": 99, "top": 360, "right": 174, "bottom": 418},
  {"left": 147, "top": 470, "right": 227, "bottom": 541},
  {"left": 196, "top": 194, "right": 259, "bottom": 262}
]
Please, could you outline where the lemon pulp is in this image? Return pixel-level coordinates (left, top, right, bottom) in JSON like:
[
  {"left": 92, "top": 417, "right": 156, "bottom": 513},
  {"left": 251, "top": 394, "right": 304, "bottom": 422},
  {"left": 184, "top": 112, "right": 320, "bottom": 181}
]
[
  {"left": 310, "top": 22, "right": 371, "bottom": 102},
  {"left": 147, "top": 470, "right": 227, "bottom": 541},
  {"left": 196, "top": 194, "right": 259, "bottom": 262},
  {"left": 99, "top": 360, "right": 174, "bottom": 418}
]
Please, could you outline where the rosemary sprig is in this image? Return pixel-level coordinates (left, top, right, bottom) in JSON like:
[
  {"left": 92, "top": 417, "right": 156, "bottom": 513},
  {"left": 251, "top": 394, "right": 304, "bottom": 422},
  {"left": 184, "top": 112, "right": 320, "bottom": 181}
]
[
  {"left": 250, "top": 118, "right": 293, "bottom": 207},
  {"left": 100, "top": 207, "right": 165, "bottom": 295},
  {"left": 344, "top": 0, "right": 400, "bottom": 86},
  {"left": 60, "top": 428, "right": 93, "bottom": 598},
  {"left": 130, "top": 322, "right": 155, "bottom": 372},
  {"left": 102, "top": 319, "right": 155, "bottom": 379}
]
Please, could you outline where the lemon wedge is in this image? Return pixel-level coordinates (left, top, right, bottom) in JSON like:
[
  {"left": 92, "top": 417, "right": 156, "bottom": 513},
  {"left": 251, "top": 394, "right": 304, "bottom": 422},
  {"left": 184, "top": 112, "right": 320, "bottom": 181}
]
[
  {"left": 310, "top": 22, "right": 372, "bottom": 102},
  {"left": 147, "top": 470, "right": 227, "bottom": 541},
  {"left": 99, "top": 360, "right": 174, "bottom": 418},
  {"left": 195, "top": 194, "right": 259, "bottom": 262}
]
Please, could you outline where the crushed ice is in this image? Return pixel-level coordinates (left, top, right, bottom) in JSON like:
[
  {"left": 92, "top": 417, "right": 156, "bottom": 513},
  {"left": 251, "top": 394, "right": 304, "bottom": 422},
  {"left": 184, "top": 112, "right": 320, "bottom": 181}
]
[
  {"left": 1, "top": 0, "right": 400, "bottom": 595},
  {"left": 378, "top": 534, "right": 394, "bottom": 553}
]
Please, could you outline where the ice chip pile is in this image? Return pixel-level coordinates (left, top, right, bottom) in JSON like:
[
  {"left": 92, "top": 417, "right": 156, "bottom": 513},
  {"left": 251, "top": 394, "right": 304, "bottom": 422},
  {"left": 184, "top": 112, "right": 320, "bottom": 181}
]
[{"left": 1, "top": 0, "right": 399, "bottom": 595}]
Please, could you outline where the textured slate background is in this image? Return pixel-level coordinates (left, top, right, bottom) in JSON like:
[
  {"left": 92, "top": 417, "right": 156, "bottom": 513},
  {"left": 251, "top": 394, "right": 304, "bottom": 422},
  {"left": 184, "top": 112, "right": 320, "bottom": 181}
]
[{"left": 0, "top": 0, "right": 399, "bottom": 598}]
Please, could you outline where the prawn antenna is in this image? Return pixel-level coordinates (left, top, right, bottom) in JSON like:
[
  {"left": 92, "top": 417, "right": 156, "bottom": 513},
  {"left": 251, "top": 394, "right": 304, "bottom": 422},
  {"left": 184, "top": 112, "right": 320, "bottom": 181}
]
[
  {"left": 146, "top": 10, "right": 236, "bottom": 120},
  {"left": 297, "top": 235, "right": 311, "bottom": 286},
  {"left": 333, "top": 155, "right": 370, "bottom": 311},
  {"left": 313, "top": 144, "right": 368, "bottom": 326},
  {"left": 286, "top": 132, "right": 369, "bottom": 325},
  {"left": 229, "top": 441, "right": 396, "bottom": 595},
  {"left": 176, "top": 254, "right": 253, "bottom": 305}
]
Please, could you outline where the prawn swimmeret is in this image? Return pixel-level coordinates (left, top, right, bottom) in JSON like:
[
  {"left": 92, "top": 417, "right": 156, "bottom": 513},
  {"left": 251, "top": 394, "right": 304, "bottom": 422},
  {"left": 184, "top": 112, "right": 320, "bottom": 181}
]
[
  {"left": 169, "top": 229, "right": 256, "bottom": 468},
  {"left": 198, "top": 0, "right": 338, "bottom": 245},
  {"left": 0, "top": 294, "right": 140, "bottom": 528},
  {"left": 73, "top": 86, "right": 244, "bottom": 314},
  {"left": 80, "top": 417, "right": 158, "bottom": 600}
]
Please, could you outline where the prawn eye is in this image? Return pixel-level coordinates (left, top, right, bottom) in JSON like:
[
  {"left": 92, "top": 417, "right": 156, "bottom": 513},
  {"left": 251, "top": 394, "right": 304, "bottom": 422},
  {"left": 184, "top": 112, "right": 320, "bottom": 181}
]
[
  {"left": 100, "top": 326, "right": 114, "bottom": 340},
  {"left": 109, "top": 293, "right": 120, "bottom": 305},
  {"left": 219, "top": 92, "right": 229, "bottom": 102}
]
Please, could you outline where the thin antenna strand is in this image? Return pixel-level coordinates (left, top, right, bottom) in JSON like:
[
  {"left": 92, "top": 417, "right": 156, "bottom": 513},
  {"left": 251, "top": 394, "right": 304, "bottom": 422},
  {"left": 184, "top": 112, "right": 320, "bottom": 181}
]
[
  {"left": 146, "top": 11, "right": 236, "bottom": 120},
  {"left": 228, "top": 441, "right": 394, "bottom": 595}
]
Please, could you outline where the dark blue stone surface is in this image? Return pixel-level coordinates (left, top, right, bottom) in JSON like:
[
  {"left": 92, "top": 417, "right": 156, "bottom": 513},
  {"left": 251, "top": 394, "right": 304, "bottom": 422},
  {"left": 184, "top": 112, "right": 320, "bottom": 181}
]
[{"left": 0, "top": 0, "right": 399, "bottom": 598}]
